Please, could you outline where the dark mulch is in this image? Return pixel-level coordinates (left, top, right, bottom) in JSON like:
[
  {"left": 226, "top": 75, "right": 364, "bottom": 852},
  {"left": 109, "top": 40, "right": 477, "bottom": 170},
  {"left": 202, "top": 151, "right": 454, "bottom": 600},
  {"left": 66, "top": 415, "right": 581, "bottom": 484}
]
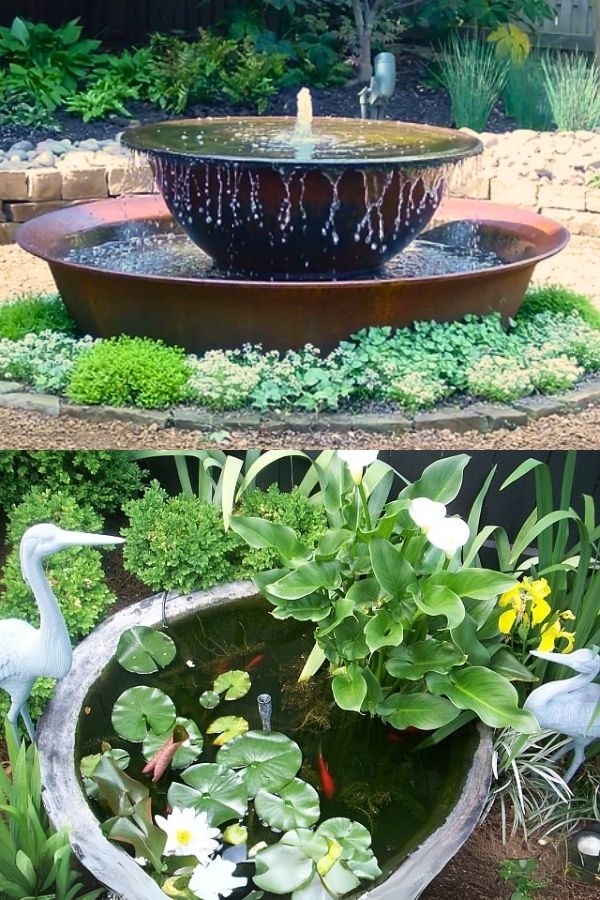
[{"left": 0, "top": 52, "right": 516, "bottom": 151}]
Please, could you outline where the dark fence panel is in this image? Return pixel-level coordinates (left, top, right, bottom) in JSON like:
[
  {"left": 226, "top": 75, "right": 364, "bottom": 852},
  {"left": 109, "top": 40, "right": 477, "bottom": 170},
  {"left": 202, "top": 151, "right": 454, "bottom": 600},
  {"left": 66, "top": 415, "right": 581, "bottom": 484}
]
[{"left": 0, "top": 1, "right": 236, "bottom": 42}]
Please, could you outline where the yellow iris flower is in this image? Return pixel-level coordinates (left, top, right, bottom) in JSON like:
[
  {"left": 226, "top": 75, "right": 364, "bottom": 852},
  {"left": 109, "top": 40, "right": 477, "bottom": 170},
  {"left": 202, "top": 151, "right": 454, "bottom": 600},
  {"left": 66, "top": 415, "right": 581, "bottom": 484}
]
[
  {"left": 498, "top": 577, "right": 552, "bottom": 634},
  {"left": 538, "top": 610, "right": 576, "bottom": 653}
]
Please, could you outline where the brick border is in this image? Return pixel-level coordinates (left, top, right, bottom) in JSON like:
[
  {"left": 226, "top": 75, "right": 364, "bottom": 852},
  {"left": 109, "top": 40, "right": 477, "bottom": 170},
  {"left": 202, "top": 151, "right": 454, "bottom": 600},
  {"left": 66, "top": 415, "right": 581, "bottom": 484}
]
[{"left": 0, "top": 377, "right": 598, "bottom": 434}]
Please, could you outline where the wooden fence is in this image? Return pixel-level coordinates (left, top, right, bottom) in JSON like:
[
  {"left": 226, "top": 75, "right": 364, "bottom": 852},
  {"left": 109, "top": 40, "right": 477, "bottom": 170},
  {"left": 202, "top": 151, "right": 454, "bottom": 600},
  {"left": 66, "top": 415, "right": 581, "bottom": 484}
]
[
  {"left": 0, "top": 1, "right": 595, "bottom": 48},
  {"left": 145, "top": 451, "right": 600, "bottom": 542}
]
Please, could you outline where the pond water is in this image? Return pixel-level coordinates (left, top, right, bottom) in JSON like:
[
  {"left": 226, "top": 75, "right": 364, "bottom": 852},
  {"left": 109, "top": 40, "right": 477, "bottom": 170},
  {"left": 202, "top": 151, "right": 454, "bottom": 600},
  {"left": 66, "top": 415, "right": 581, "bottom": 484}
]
[
  {"left": 64, "top": 219, "right": 505, "bottom": 282},
  {"left": 76, "top": 598, "right": 478, "bottom": 894}
]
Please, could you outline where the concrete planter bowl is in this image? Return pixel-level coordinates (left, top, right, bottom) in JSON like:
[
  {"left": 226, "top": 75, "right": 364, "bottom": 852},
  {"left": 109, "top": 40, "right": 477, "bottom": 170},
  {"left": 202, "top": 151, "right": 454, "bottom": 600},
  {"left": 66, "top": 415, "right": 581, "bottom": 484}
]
[{"left": 38, "top": 582, "right": 492, "bottom": 900}]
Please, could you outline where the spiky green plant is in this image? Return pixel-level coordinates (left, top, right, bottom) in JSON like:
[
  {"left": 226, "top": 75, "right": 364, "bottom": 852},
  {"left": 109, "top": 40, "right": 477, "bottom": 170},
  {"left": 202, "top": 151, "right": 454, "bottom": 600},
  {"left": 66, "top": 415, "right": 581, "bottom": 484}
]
[
  {"left": 436, "top": 35, "right": 508, "bottom": 131},
  {"left": 503, "top": 54, "right": 553, "bottom": 130},
  {"left": 542, "top": 52, "right": 600, "bottom": 131}
]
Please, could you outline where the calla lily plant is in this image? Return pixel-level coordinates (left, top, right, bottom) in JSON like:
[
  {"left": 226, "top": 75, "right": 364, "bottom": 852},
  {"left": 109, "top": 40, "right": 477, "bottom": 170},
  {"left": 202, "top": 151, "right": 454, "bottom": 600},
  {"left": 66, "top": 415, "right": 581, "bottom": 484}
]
[{"left": 230, "top": 453, "right": 540, "bottom": 738}]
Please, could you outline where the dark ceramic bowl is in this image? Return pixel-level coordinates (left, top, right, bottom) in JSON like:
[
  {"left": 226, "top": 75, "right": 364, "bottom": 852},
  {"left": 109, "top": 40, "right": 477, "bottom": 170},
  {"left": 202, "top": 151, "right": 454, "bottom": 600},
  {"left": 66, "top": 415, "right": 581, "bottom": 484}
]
[{"left": 122, "top": 117, "right": 482, "bottom": 275}]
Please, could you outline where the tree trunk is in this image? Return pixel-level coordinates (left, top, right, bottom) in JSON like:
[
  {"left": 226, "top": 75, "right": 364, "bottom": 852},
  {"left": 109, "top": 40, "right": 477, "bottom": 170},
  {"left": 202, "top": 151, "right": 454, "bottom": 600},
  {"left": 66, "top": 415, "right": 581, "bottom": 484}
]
[{"left": 353, "top": 0, "right": 374, "bottom": 82}]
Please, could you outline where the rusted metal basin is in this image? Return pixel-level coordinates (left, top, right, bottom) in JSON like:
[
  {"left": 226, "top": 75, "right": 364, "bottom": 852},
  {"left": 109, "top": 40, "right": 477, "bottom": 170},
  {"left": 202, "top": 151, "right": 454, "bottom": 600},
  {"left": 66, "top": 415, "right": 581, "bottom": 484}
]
[
  {"left": 122, "top": 118, "right": 482, "bottom": 275},
  {"left": 17, "top": 195, "right": 569, "bottom": 354}
]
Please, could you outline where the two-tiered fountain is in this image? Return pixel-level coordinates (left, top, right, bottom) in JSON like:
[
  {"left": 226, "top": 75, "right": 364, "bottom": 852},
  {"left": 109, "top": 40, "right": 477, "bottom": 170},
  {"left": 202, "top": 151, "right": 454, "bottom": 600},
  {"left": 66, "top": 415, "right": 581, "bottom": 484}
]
[{"left": 19, "top": 90, "right": 568, "bottom": 352}]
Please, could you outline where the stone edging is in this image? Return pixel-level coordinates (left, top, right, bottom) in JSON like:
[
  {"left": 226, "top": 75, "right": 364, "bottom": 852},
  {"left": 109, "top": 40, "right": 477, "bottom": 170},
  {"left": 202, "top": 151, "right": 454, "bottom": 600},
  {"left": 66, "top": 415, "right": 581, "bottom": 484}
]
[{"left": 1, "top": 377, "right": 599, "bottom": 434}]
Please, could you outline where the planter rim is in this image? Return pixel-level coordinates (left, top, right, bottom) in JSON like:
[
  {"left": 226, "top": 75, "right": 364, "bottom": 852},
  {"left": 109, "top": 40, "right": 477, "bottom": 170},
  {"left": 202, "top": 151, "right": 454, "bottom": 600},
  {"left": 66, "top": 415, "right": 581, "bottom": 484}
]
[{"left": 37, "top": 580, "right": 492, "bottom": 900}]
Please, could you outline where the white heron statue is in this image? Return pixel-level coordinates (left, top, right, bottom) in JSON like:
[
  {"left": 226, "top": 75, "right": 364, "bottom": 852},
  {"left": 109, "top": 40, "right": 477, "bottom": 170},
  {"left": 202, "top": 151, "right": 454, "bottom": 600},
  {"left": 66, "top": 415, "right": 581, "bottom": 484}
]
[
  {"left": 0, "top": 523, "right": 124, "bottom": 743},
  {"left": 524, "top": 648, "right": 600, "bottom": 783}
]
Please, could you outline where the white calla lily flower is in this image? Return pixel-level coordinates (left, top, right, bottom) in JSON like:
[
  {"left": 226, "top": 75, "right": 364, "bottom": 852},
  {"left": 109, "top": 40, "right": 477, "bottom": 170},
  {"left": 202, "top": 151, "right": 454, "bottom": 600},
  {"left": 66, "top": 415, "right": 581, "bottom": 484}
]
[
  {"left": 427, "top": 516, "right": 470, "bottom": 557},
  {"left": 155, "top": 807, "right": 221, "bottom": 864},
  {"left": 337, "top": 450, "right": 379, "bottom": 485},
  {"left": 408, "top": 497, "right": 447, "bottom": 529},
  {"left": 189, "top": 855, "right": 247, "bottom": 900}
]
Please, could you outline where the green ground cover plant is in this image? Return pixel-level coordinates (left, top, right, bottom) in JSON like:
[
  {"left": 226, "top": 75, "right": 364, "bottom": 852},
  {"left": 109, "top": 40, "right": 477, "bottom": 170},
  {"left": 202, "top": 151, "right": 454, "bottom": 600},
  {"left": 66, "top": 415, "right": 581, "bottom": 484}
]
[
  {"left": 2, "top": 289, "right": 599, "bottom": 415},
  {"left": 0, "top": 294, "right": 76, "bottom": 341}
]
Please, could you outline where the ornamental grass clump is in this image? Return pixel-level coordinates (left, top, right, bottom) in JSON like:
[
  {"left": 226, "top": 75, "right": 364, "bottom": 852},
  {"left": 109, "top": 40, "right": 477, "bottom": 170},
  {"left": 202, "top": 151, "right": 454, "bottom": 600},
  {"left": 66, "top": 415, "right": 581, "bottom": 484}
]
[
  {"left": 436, "top": 35, "right": 508, "bottom": 130},
  {"left": 542, "top": 51, "right": 600, "bottom": 131},
  {"left": 66, "top": 336, "right": 191, "bottom": 409}
]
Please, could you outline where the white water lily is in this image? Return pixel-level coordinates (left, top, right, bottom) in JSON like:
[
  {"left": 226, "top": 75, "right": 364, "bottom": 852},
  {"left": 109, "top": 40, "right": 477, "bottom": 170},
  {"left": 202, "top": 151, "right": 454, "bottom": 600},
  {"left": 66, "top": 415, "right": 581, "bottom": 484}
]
[
  {"left": 189, "top": 855, "right": 247, "bottom": 900},
  {"left": 409, "top": 497, "right": 469, "bottom": 557},
  {"left": 337, "top": 450, "right": 379, "bottom": 485},
  {"left": 155, "top": 807, "right": 221, "bottom": 864}
]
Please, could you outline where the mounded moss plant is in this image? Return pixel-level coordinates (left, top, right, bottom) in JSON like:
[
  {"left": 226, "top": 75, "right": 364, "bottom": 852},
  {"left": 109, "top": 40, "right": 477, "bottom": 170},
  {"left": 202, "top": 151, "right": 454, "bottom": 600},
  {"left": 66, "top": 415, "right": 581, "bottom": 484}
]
[
  {"left": 518, "top": 286, "right": 600, "bottom": 331},
  {"left": 66, "top": 336, "right": 191, "bottom": 409},
  {"left": 0, "top": 293, "right": 76, "bottom": 340}
]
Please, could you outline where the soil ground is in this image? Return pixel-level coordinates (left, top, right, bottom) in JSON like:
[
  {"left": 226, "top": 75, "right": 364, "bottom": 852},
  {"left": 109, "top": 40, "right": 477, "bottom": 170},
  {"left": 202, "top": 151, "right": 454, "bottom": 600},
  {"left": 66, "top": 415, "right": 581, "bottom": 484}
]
[{"left": 0, "top": 53, "right": 515, "bottom": 151}]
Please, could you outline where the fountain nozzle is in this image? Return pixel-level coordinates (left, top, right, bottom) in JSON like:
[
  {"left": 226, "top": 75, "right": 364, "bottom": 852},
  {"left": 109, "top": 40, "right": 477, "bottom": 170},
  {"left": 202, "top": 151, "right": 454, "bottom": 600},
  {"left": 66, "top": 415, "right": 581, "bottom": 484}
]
[
  {"left": 359, "top": 52, "right": 397, "bottom": 120},
  {"left": 257, "top": 693, "right": 273, "bottom": 732}
]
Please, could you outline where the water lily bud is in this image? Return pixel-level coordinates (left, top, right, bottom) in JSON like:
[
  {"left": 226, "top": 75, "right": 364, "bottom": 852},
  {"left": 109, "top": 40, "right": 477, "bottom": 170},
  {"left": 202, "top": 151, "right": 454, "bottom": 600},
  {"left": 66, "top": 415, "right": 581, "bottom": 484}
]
[
  {"left": 337, "top": 450, "right": 379, "bottom": 485},
  {"left": 223, "top": 824, "right": 248, "bottom": 846}
]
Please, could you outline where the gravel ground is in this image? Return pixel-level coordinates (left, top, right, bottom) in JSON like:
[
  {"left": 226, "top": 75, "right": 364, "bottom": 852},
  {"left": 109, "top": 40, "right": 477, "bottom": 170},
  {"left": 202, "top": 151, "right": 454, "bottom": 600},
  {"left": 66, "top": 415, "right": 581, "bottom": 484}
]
[{"left": 1, "top": 405, "right": 599, "bottom": 450}]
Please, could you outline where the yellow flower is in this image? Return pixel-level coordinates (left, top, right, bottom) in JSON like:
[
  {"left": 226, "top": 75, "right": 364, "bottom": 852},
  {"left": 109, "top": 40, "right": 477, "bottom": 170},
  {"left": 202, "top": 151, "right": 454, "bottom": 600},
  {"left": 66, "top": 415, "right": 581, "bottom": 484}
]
[
  {"left": 498, "top": 577, "right": 552, "bottom": 634},
  {"left": 537, "top": 610, "right": 576, "bottom": 654}
]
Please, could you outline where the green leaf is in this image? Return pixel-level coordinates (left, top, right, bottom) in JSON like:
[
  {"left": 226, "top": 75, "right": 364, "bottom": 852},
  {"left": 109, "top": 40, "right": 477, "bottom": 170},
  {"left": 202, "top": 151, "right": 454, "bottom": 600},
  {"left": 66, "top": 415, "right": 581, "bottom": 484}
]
[
  {"left": 364, "top": 610, "right": 404, "bottom": 652},
  {"left": 268, "top": 561, "right": 343, "bottom": 600},
  {"left": 415, "top": 583, "right": 465, "bottom": 629},
  {"left": 450, "top": 614, "right": 491, "bottom": 666},
  {"left": 385, "top": 641, "right": 466, "bottom": 680},
  {"left": 316, "top": 529, "right": 353, "bottom": 558},
  {"left": 207, "top": 716, "right": 249, "bottom": 746},
  {"left": 254, "top": 838, "right": 319, "bottom": 893},
  {"left": 271, "top": 593, "right": 332, "bottom": 622},
  {"left": 200, "top": 690, "right": 220, "bottom": 709},
  {"left": 401, "top": 454, "right": 470, "bottom": 503},
  {"left": 428, "top": 569, "right": 517, "bottom": 600},
  {"left": 346, "top": 577, "right": 381, "bottom": 607},
  {"left": 369, "top": 538, "right": 416, "bottom": 599},
  {"left": 90, "top": 754, "right": 148, "bottom": 818},
  {"left": 360, "top": 666, "right": 384, "bottom": 715},
  {"left": 332, "top": 664, "right": 368, "bottom": 711},
  {"left": 316, "top": 598, "right": 355, "bottom": 637},
  {"left": 213, "top": 670, "right": 251, "bottom": 701},
  {"left": 111, "top": 687, "right": 176, "bottom": 742},
  {"left": 216, "top": 730, "right": 302, "bottom": 797},
  {"left": 255, "top": 778, "right": 321, "bottom": 831},
  {"left": 230, "top": 515, "right": 309, "bottom": 562},
  {"left": 490, "top": 647, "right": 537, "bottom": 683},
  {"left": 316, "top": 818, "right": 373, "bottom": 859},
  {"left": 376, "top": 692, "right": 459, "bottom": 730},
  {"left": 167, "top": 762, "right": 248, "bottom": 827},
  {"left": 322, "top": 616, "right": 369, "bottom": 660},
  {"left": 115, "top": 626, "right": 176, "bottom": 674},
  {"left": 142, "top": 717, "right": 204, "bottom": 769},
  {"left": 427, "top": 668, "right": 539, "bottom": 732}
]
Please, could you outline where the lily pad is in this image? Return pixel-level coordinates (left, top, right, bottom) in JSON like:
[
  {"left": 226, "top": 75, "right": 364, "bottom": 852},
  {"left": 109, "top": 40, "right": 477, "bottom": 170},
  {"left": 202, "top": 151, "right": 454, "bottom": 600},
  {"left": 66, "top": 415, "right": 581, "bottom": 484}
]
[
  {"left": 207, "top": 715, "right": 249, "bottom": 746},
  {"left": 255, "top": 778, "right": 321, "bottom": 831},
  {"left": 167, "top": 762, "right": 248, "bottom": 827},
  {"left": 112, "top": 686, "right": 176, "bottom": 742},
  {"left": 316, "top": 818, "right": 373, "bottom": 860},
  {"left": 116, "top": 626, "right": 176, "bottom": 674},
  {"left": 213, "top": 669, "right": 252, "bottom": 701},
  {"left": 200, "top": 690, "right": 220, "bottom": 710},
  {"left": 142, "top": 717, "right": 204, "bottom": 769},
  {"left": 216, "top": 730, "right": 302, "bottom": 798}
]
